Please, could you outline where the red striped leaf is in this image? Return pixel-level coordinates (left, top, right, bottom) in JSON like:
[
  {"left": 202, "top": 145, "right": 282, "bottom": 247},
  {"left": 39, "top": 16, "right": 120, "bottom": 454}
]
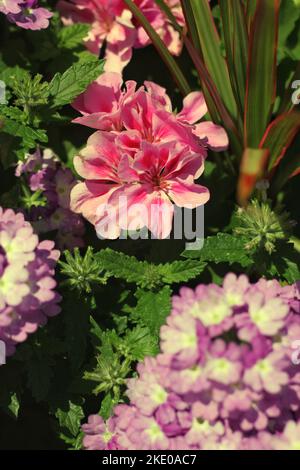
[
  {"left": 244, "top": 0, "right": 280, "bottom": 147},
  {"left": 259, "top": 111, "right": 300, "bottom": 171},
  {"left": 237, "top": 148, "right": 270, "bottom": 205}
]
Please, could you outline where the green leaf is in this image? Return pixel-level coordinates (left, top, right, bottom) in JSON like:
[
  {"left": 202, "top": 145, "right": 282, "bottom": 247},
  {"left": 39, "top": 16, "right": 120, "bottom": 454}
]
[
  {"left": 268, "top": 244, "right": 300, "bottom": 283},
  {"left": 278, "top": 0, "right": 300, "bottom": 63},
  {"left": 49, "top": 58, "right": 104, "bottom": 108},
  {"left": 133, "top": 286, "right": 172, "bottom": 335},
  {"left": 183, "top": 33, "right": 243, "bottom": 155},
  {"left": 219, "top": 0, "right": 248, "bottom": 117},
  {"left": 0, "top": 117, "right": 47, "bottom": 147},
  {"left": 97, "top": 248, "right": 154, "bottom": 287},
  {"left": 246, "top": 0, "right": 258, "bottom": 30},
  {"left": 100, "top": 394, "right": 114, "bottom": 420},
  {"left": 97, "top": 249, "right": 205, "bottom": 288},
  {"left": 244, "top": 0, "right": 280, "bottom": 147},
  {"left": 0, "top": 132, "right": 21, "bottom": 168},
  {"left": 158, "top": 259, "right": 206, "bottom": 284},
  {"left": 0, "top": 65, "right": 29, "bottom": 85},
  {"left": 56, "top": 401, "right": 84, "bottom": 437},
  {"left": 8, "top": 393, "right": 20, "bottom": 419},
  {"left": 124, "top": 326, "right": 159, "bottom": 360},
  {"left": 58, "top": 23, "right": 90, "bottom": 49},
  {"left": 124, "top": 0, "right": 191, "bottom": 96},
  {"left": 182, "top": 233, "right": 253, "bottom": 268},
  {"left": 189, "top": 0, "right": 238, "bottom": 121},
  {"left": 259, "top": 111, "right": 300, "bottom": 171}
]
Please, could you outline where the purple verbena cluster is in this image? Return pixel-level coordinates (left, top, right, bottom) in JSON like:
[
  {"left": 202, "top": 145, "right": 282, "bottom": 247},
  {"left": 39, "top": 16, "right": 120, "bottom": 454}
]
[
  {"left": 0, "top": 0, "right": 52, "bottom": 30},
  {"left": 0, "top": 206, "right": 61, "bottom": 357},
  {"left": 82, "top": 274, "right": 300, "bottom": 450},
  {"left": 16, "top": 148, "right": 85, "bottom": 249}
]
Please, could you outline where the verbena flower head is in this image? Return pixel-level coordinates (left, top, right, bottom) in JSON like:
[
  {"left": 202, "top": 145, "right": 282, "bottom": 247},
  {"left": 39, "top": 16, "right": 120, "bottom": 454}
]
[
  {"left": 71, "top": 73, "right": 228, "bottom": 239},
  {"left": 1, "top": 0, "right": 52, "bottom": 30},
  {"left": 16, "top": 148, "right": 85, "bottom": 249},
  {"left": 82, "top": 274, "right": 300, "bottom": 450},
  {"left": 0, "top": 0, "right": 22, "bottom": 14},
  {"left": 0, "top": 207, "right": 61, "bottom": 357},
  {"left": 57, "top": 0, "right": 184, "bottom": 72}
]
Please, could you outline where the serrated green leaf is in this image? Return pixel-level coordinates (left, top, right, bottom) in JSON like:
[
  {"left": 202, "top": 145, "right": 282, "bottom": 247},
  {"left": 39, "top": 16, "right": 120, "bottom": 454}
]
[
  {"left": 0, "top": 116, "right": 48, "bottom": 148},
  {"left": 182, "top": 233, "right": 253, "bottom": 268},
  {"left": 49, "top": 58, "right": 104, "bottom": 108},
  {"left": 0, "top": 105, "right": 25, "bottom": 122},
  {"left": 124, "top": 326, "right": 159, "bottom": 360},
  {"left": 58, "top": 23, "right": 90, "bottom": 49},
  {"left": 8, "top": 393, "right": 20, "bottom": 419},
  {"left": 133, "top": 286, "right": 172, "bottom": 336},
  {"left": 56, "top": 401, "right": 84, "bottom": 437},
  {"left": 96, "top": 248, "right": 156, "bottom": 288},
  {"left": 97, "top": 249, "right": 205, "bottom": 288},
  {"left": 268, "top": 243, "right": 300, "bottom": 283},
  {"left": 158, "top": 259, "right": 206, "bottom": 284},
  {"left": 100, "top": 394, "right": 114, "bottom": 420}
]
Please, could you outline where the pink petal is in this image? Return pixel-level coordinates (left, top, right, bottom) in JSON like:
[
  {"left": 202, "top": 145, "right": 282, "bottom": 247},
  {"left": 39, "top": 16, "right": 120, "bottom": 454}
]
[
  {"left": 70, "top": 182, "right": 119, "bottom": 225},
  {"left": 167, "top": 177, "right": 210, "bottom": 208},
  {"left": 177, "top": 92, "right": 208, "bottom": 124},
  {"left": 163, "top": 146, "right": 205, "bottom": 180},
  {"left": 116, "top": 130, "right": 141, "bottom": 156},
  {"left": 118, "top": 155, "right": 140, "bottom": 182},
  {"left": 144, "top": 81, "right": 172, "bottom": 111},
  {"left": 143, "top": 191, "right": 174, "bottom": 239},
  {"left": 194, "top": 122, "right": 229, "bottom": 151},
  {"left": 73, "top": 131, "right": 121, "bottom": 180},
  {"left": 96, "top": 184, "right": 149, "bottom": 238}
]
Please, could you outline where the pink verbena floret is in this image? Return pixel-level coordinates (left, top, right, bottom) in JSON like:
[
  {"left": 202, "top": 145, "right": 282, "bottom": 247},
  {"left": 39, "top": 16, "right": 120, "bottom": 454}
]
[
  {"left": 70, "top": 73, "right": 228, "bottom": 239},
  {"left": 82, "top": 274, "right": 300, "bottom": 450},
  {"left": 0, "top": 207, "right": 61, "bottom": 357},
  {"left": 16, "top": 148, "right": 85, "bottom": 249},
  {"left": 57, "top": 0, "right": 184, "bottom": 73},
  {"left": 0, "top": 1, "right": 52, "bottom": 30}
]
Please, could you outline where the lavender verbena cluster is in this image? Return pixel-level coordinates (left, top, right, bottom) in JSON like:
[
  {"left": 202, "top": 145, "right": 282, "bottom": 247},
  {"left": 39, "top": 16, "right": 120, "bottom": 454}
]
[
  {"left": 82, "top": 274, "right": 300, "bottom": 450},
  {"left": 0, "top": 0, "right": 52, "bottom": 30},
  {"left": 16, "top": 148, "right": 85, "bottom": 249},
  {"left": 0, "top": 207, "right": 61, "bottom": 357}
]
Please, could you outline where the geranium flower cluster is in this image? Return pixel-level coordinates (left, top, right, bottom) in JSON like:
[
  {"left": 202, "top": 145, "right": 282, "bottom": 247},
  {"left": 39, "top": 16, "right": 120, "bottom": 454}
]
[
  {"left": 58, "top": 0, "right": 184, "bottom": 72},
  {"left": 16, "top": 148, "right": 85, "bottom": 249},
  {"left": 82, "top": 274, "right": 300, "bottom": 450},
  {"left": 0, "top": 0, "right": 52, "bottom": 30},
  {"left": 0, "top": 207, "right": 61, "bottom": 357},
  {"left": 71, "top": 72, "right": 228, "bottom": 239}
]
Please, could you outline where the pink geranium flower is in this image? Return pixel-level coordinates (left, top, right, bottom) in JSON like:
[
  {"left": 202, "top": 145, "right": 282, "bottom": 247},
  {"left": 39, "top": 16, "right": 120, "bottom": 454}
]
[
  {"left": 58, "top": 0, "right": 135, "bottom": 72},
  {"left": 71, "top": 132, "right": 209, "bottom": 239},
  {"left": 72, "top": 72, "right": 136, "bottom": 131},
  {"left": 72, "top": 73, "right": 229, "bottom": 153},
  {"left": 70, "top": 73, "right": 228, "bottom": 239},
  {"left": 58, "top": 0, "right": 184, "bottom": 73}
]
